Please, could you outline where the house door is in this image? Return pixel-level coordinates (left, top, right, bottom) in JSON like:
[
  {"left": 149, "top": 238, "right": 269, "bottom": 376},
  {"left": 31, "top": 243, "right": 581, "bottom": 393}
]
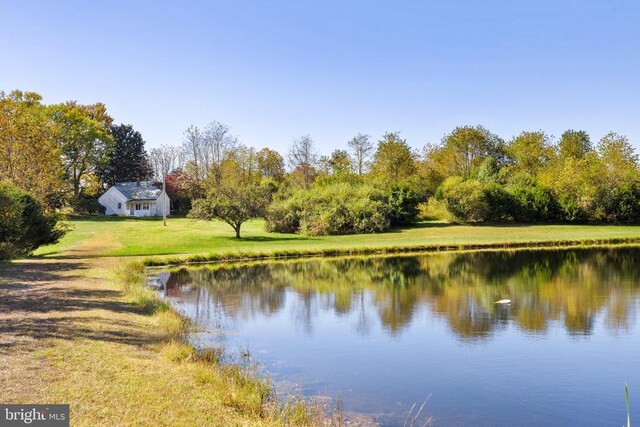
[{"left": 129, "top": 205, "right": 134, "bottom": 215}]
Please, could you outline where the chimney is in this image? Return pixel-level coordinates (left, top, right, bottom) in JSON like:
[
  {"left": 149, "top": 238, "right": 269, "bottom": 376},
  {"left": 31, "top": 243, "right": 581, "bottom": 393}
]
[{"left": 136, "top": 177, "right": 141, "bottom": 186}]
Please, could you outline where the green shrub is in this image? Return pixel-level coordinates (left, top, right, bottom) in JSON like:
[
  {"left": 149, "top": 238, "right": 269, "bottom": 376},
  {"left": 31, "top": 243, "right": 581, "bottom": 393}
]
[
  {"left": 264, "top": 196, "right": 302, "bottom": 233},
  {"left": 266, "top": 183, "right": 391, "bottom": 235},
  {"left": 509, "top": 184, "right": 560, "bottom": 223},
  {"left": 607, "top": 183, "right": 640, "bottom": 224},
  {"left": 435, "top": 177, "right": 489, "bottom": 223},
  {"left": 385, "top": 186, "right": 421, "bottom": 227},
  {"left": 557, "top": 195, "right": 588, "bottom": 223},
  {"left": 74, "top": 197, "right": 106, "bottom": 215},
  {"left": 0, "top": 181, "right": 67, "bottom": 260},
  {"left": 483, "top": 183, "right": 517, "bottom": 222}
]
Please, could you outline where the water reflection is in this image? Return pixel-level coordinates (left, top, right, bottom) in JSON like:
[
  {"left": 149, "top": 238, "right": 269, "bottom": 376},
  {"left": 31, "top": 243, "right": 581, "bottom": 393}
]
[{"left": 164, "top": 247, "right": 640, "bottom": 339}]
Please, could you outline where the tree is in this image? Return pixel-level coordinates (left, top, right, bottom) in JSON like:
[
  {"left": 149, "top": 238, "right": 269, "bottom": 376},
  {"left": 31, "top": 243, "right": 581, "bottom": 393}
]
[
  {"left": 439, "top": 125, "right": 505, "bottom": 177},
  {"left": 150, "top": 145, "right": 179, "bottom": 225},
  {"left": 232, "top": 145, "right": 258, "bottom": 180},
  {"left": 597, "top": 132, "right": 638, "bottom": 188},
  {"left": 150, "top": 145, "right": 179, "bottom": 182},
  {"left": 370, "top": 132, "right": 417, "bottom": 185},
  {"left": 0, "top": 181, "right": 67, "bottom": 260},
  {"left": 189, "top": 159, "right": 267, "bottom": 238},
  {"left": 181, "top": 121, "right": 237, "bottom": 185},
  {"left": 320, "top": 149, "right": 352, "bottom": 176},
  {"left": 203, "top": 121, "right": 237, "bottom": 184},
  {"left": 559, "top": 130, "right": 592, "bottom": 160},
  {"left": 51, "top": 103, "right": 114, "bottom": 203},
  {"left": 256, "top": 147, "right": 285, "bottom": 180},
  {"left": 288, "top": 135, "right": 318, "bottom": 189},
  {"left": 182, "top": 125, "right": 204, "bottom": 182},
  {"left": 347, "top": 133, "right": 373, "bottom": 175},
  {"left": 164, "top": 169, "right": 192, "bottom": 215},
  {"left": 506, "top": 131, "right": 554, "bottom": 175},
  {"left": 0, "top": 91, "right": 64, "bottom": 206},
  {"left": 98, "top": 123, "right": 153, "bottom": 188}
]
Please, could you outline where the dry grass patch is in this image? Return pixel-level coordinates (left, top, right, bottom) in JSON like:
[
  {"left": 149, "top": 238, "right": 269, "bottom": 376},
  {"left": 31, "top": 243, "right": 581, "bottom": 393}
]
[{"left": 0, "top": 258, "right": 321, "bottom": 426}]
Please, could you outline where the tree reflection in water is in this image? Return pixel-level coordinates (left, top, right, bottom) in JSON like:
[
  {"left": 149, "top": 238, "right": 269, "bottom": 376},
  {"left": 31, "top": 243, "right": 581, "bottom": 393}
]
[{"left": 165, "top": 247, "right": 640, "bottom": 339}]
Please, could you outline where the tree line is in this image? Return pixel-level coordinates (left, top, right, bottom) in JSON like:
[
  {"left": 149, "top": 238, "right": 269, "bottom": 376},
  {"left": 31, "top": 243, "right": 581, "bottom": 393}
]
[
  {"left": 0, "top": 90, "right": 154, "bottom": 213},
  {"left": 2, "top": 89, "right": 640, "bottom": 247},
  {"left": 170, "top": 124, "right": 640, "bottom": 237}
]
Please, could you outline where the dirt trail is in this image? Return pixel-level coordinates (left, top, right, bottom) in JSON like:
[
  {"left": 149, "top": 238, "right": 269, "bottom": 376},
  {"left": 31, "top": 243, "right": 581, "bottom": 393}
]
[{"left": 0, "top": 257, "right": 149, "bottom": 402}]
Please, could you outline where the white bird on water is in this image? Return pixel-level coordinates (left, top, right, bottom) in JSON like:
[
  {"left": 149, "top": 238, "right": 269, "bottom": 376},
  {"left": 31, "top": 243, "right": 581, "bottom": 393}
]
[{"left": 495, "top": 299, "right": 511, "bottom": 304}]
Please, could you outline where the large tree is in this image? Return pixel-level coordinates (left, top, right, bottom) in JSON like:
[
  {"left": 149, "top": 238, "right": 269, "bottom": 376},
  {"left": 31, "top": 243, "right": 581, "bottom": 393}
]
[
  {"left": 51, "top": 103, "right": 113, "bottom": 203},
  {"left": 0, "top": 91, "right": 64, "bottom": 205},
  {"left": 506, "top": 131, "right": 555, "bottom": 175},
  {"left": 558, "top": 130, "right": 592, "bottom": 160},
  {"left": 256, "top": 147, "right": 285, "bottom": 180},
  {"left": 438, "top": 125, "right": 505, "bottom": 178},
  {"left": 370, "top": 132, "right": 417, "bottom": 185},
  {"left": 597, "top": 132, "right": 639, "bottom": 188},
  {"left": 98, "top": 123, "right": 153, "bottom": 188},
  {"left": 0, "top": 181, "right": 67, "bottom": 260}
]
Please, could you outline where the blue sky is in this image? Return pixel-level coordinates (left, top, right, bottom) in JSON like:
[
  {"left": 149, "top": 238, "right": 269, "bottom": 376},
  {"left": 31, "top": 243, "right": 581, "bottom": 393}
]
[{"left": 2, "top": 1, "right": 639, "bottom": 154}]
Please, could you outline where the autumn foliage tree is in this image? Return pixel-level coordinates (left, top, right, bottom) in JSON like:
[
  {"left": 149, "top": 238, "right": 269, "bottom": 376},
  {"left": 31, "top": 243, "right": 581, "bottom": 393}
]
[{"left": 0, "top": 91, "right": 64, "bottom": 205}]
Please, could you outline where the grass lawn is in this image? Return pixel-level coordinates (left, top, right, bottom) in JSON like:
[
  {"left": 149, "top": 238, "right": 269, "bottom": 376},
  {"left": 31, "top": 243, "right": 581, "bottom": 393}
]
[{"left": 36, "top": 215, "right": 640, "bottom": 258}]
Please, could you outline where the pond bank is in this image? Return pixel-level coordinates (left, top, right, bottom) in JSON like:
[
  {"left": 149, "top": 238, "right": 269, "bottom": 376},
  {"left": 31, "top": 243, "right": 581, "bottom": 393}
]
[
  {"left": 0, "top": 257, "right": 325, "bottom": 426},
  {"left": 144, "top": 235, "right": 640, "bottom": 267}
]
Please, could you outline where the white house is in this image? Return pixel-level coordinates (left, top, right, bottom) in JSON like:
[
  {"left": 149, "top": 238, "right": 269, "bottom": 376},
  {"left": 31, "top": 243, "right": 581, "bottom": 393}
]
[{"left": 98, "top": 181, "right": 170, "bottom": 217}]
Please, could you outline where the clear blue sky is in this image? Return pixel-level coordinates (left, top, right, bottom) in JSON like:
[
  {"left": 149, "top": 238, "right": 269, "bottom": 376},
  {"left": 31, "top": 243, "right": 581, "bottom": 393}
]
[{"left": 2, "top": 1, "right": 639, "bottom": 154}]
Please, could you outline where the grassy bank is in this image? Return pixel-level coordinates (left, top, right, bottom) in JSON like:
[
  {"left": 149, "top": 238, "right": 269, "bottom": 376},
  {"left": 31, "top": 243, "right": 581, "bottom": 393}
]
[
  {"left": 0, "top": 257, "right": 321, "bottom": 426},
  {"left": 35, "top": 216, "right": 640, "bottom": 260},
  {"left": 109, "top": 261, "right": 317, "bottom": 425},
  {"left": 144, "top": 236, "right": 640, "bottom": 266}
]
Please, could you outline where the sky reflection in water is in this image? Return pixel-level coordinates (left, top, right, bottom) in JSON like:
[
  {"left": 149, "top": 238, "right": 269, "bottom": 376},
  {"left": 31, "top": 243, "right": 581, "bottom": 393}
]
[{"left": 161, "top": 247, "right": 640, "bottom": 426}]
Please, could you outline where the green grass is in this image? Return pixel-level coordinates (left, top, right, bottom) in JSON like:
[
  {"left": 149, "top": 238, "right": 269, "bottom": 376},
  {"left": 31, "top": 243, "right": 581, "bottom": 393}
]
[{"left": 36, "top": 215, "right": 640, "bottom": 259}]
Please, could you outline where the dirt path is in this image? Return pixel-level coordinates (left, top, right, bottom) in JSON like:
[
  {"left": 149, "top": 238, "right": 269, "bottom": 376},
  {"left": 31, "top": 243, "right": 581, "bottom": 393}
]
[
  {"left": 0, "top": 258, "right": 152, "bottom": 402},
  {"left": 0, "top": 258, "right": 285, "bottom": 426}
]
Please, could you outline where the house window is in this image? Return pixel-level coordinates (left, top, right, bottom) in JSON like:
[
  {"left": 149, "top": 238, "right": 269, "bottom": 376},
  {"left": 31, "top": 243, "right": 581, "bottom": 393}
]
[
  {"left": 135, "top": 203, "right": 142, "bottom": 210},
  {"left": 142, "top": 202, "right": 150, "bottom": 210},
  {"left": 117, "top": 203, "right": 121, "bottom": 209}
]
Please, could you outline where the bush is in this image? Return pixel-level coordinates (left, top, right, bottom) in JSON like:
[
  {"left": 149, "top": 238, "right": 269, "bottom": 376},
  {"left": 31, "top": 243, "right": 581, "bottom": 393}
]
[
  {"left": 74, "top": 197, "right": 106, "bottom": 215},
  {"left": 266, "top": 183, "right": 391, "bottom": 235},
  {"left": 509, "top": 185, "right": 560, "bottom": 223},
  {"left": 557, "top": 195, "right": 587, "bottom": 223},
  {"left": 483, "top": 183, "right": 517, "bottom": 222},
  {"left": 264, "top": 196, "right": 302, "bottom": 233},
  {"left": 0, "top": 181, "right": 68, "bottom": 260},
  {"left": 385, "top": 186, "right": 421, "bottom": 227},
  {"left": 607, "top": 183, "right": 640, "bottom": 224},
  {"left": 435, "top": 177, "right": 489, "bottom": 223}
]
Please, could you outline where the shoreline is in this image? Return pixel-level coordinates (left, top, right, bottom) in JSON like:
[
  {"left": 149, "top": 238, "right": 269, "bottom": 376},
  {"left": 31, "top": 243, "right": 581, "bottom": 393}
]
[{"left": 143, "top": 236, "right": 640, "bottom": 267}]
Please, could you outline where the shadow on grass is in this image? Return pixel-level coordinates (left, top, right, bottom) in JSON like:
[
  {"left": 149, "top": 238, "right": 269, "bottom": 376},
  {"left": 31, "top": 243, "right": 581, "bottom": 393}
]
[
  {"left": 236, "top": 235, "right": 314, "bottom": 242},
  {"left": 66, "top": 214, "right": 187, "bottom": 222},
  {"left": 0, "top": 260, "right": 158, "bottom": 351},
  {"left": 388, "top": 221, "right": 561, "bottom": 233}
]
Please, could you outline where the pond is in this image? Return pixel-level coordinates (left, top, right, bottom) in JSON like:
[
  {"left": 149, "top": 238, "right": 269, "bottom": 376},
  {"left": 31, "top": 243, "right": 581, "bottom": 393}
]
[{"left": 157, "top": 247, "right": 640, "bottom": 426}]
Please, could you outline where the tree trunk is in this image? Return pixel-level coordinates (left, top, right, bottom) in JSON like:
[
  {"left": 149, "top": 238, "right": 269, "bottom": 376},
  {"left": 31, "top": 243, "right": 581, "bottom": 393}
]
[{"left": 234, "top": 224, "right": 241, "bottom": 238}]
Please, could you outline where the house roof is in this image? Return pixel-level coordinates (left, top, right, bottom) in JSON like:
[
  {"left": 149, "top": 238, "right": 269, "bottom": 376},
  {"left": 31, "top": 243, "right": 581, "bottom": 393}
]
[{"left": 113, "top": 181, "right": 163, "bottom": 201}]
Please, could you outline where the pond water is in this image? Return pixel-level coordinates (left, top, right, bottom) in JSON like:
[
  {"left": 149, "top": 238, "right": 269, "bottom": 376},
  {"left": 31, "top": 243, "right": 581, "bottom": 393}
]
[{"left": 159, "top": 247, "right": 640, "bottom": 426}]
